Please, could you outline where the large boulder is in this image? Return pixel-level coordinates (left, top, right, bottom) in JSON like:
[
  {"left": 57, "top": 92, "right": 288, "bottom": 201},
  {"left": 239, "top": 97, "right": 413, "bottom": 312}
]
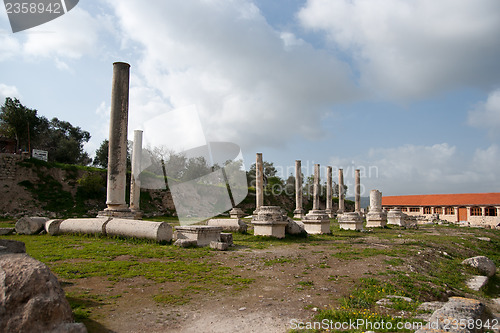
[
  {"left": 416, "top": 297, "right": 493, "bottom": 333},
  {"left": 0, "top": 253, "right": 87, "bottom": 332},
  {"left": 15, "top": 216, "right": 49, "bottom": 235},
  {"left": 462, "top": 256, "right": 496, "bottom": 277}
]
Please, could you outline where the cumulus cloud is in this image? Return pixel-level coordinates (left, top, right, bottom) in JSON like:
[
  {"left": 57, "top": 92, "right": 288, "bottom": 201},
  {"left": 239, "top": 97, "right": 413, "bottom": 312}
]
[
  {"left": 467, "top": 89, "right": 500, "bottom": 138},
  {"left": 298, "top": 0, "right": 500, "bottom": 100},
  {"left": 107, "top": 0, "right": 357, "bottom": 152},
  {"left": 22, "top": 7, "right": 105, "bottom": 59},
  {"left": 0, "top": 84, "right": 21, "bottom": 101},
  {"left": 329, "top": 143, "right": 500, "bottom": 196}
]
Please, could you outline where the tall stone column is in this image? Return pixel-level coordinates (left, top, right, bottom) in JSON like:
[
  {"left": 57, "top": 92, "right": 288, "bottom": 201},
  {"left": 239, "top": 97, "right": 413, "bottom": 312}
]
[
  {"left": 101, "top": 62, "right": 132, "bottom": 217},
  {"left": 325, "top": 166, "right": 334, "bottom": 218},
  {"left": 355, "top": 169, "right": 361, "bottom": 214},
  {"left": 293, "top": 160, "right": 305, "bottom": 219},
  {"left": 366, "top": 189, "right": 387, "bottom": 228},
  {"left": 130, "top": 129, "right": 143, "bottom": 217},
  {"left": 312, "top": 164, "right": 320, "bottom": 210},
  {"left": 302, "top": 164, "right": 330, "bottom": 234},
  {"left": 254, "top": 153, "right": 264, "bottom": 213},
  {"left": 337, "top": 169, "right": 345, "bottom": 214}
]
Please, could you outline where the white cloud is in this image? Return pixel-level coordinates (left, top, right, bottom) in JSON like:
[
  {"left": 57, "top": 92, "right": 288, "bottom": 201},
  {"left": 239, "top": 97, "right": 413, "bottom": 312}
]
[
  {"left": 107, "top": 0, "right": 357, "bottom": 151},
  {"left": 329, "top": 143, "right": 500, "bottom": 196},
  {"left": 0, "top": 30, "right": 21, "bottom": 61},
  {"left": 467, "top": 89, "right": 500, "bottom": 138},
  {"left": 0, "top": 84, "right": 21, "bottom": 101},
  {"left": 298, "top": 0, "right": 500, "bottom": 100},
  {"left": 22, "top": 7, "right": 106, "bottom": 60}
]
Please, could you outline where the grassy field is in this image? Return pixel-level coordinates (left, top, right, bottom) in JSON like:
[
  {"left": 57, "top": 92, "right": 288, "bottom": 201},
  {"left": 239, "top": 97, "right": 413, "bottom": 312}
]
[{"left": 1, "top": 220, "right": 499, "bottom": 332}]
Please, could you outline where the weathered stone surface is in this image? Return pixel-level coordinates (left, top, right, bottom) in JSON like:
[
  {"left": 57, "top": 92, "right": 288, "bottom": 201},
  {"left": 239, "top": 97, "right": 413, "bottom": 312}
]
[
  {"left": 105, "top": 218, "right": 173, "bottom": 242},
  {"left": 175, "top": 226, "right": 222, "bottom": 246},
  {"left": 58, "top": 218, "right": 111, "bottom": 235},
  {"left": 302, "top": 210, "right": 330, "bottom": 234},
  {"left": 210, "top": 241, "right": 229, "bottom": 251},
  {"left": 45, "top": 219, "right": 63, "bottom": 235},
  {"left": 376, "top": 295, "right": 413, "bottom": 306},
  {"left": 286, "top": 217, "right": 306, "bottom": 235},
  {"left": 220, "top": 233, "right": 233, "bottom": 246},
  {"left": 366, "top": 190, "right": 387, "bottom": 227},
  {"left": 251, "top": 206, "right": 288, "bottom": 238},
  {"left": 15, "top": 216, "right": 49, "bottom": 235},
  {"left": 338, "top": 212, "right": 363, "bottom": 231},
  {"left": 462, "top": 256, "right": 496, "bottom": 277},
  {"left": 417, "top": 301, "right": 446, "bottom": 313},
  {"left": 0, "top": 253, "right": 87, "bottom": 333},
  {"left": 466, "top": 275, "right": 489, "bottom": 291},
  {"left": 173, "top": 239, "right": 198, "bottom": 248},
  {"left": 415, "top": 297, "right": 491, "bottom": 333},
  {"left": 0, "top": 239, "right": 26, "bottom": 255},
  {"left": 0, "top": 227, "right": 14, "bottom": 235},
  {"left": 387, "top": 208, "right": 406, "bottom": 226},
  {"left": 207, "top": 218, "right": 247, "bottom": 233}
]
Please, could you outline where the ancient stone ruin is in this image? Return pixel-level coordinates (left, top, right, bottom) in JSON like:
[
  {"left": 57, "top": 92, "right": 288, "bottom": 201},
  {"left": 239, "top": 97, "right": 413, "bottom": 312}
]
[
  {"left": 301, "top": 164, "right": 330, "bottom": 234},
  {"left": 365, "top": 189, "right": 387, "bottom": 228}
]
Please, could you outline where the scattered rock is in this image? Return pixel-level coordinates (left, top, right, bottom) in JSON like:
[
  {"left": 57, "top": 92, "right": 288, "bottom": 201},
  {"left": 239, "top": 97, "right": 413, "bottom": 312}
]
[
  {"left": 415, "top": 297, "right": 492, "bottom": 333},
  {"left": 15, "top": 216, "right": 49, "bottom": 235},
  {"left": 376, "top": 295, "right": 413, "bottom": 306},
  {"left": 210, "top": 241, "right": 229, "bottom": 251},
  {"left": 466, "top": 275, "right": 489, "bottom": 291},
  {"left": 0, "top": 239, "right": 26, "bottom": 255},
  {"left": 286, "top": 218, "right": 306, "bottom": 235},
  {"left": 0, "top": 227, "right": 14, "bottom": 235},
  {"left": 417, "top": 301, "right": 446, "bottom": 313},
  {"left": 477, "top": 237, "right": 491, "bottom": 242},
  {"left": 462, "top": 256, "right": 496, "bottom": 277},
  {"left": 0, "top": 253, "right": 87, "bottom": 332},
  {"left": 238, "top": 307, "right": 246, "bottom": 311},
  {"left": 173, "top": 239, "right": 198, "bottom": 248}
]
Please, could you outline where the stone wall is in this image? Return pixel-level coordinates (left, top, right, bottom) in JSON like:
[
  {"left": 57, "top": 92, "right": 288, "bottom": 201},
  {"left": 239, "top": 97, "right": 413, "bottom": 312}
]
[{"left": 0, "top": 154, "right": 22, "bottom": 180}]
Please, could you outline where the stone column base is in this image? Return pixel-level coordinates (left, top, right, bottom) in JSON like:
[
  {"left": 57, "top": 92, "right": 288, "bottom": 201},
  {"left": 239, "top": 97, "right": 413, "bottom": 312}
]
[
  {"left": 97, "top": 208, "right": 136, "bottom": 220},
  {"left": 302, "top": 210, "right": 331, "bottom": 234},
  {"left": 365, "top": 211, "right": 387, "bottom": 228},
  {"left": 293, "top": 208, "right": 305, "bottom": 219},
  {"left": 251, "top": 206, "right": 288, "bottom": 238},
  {"left": 338, "top": 212, "right": 363, "bottom": 230},
  {"left": 229, "top": 208, "right": 246, "bottom": 219},
  {"left": 387, "top": 209, "right": 405, "bottom": 226}
]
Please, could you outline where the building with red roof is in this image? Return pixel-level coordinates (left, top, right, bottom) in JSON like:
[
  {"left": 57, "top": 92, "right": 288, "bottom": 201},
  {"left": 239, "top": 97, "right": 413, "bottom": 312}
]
[{"left": 381, "top": 193, "right": 500, "bottom": 227}]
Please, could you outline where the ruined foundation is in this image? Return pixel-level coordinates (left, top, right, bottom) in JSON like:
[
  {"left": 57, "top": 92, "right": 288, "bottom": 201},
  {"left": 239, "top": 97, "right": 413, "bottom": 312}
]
[
  {"left": 338, "top": 212, "right": 364, "bottom": 231},
  {"left": 174, "top": 226, "right": 222, "bottom": 246},
  {"left": 387, "top": 208, "right": 406, "bottom": 227},
  {"left": 251, "top": 206, "right": 288, "bottom": 238}
]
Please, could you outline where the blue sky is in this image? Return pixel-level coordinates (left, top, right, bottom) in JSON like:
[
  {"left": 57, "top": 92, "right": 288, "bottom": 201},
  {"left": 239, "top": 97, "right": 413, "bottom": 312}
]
[{"left": 1, "top": 0, "right": 499, "bottom": 197}]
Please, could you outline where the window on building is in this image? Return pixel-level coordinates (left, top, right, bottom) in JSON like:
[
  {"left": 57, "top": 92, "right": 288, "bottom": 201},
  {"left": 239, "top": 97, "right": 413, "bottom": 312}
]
[
  {"left": 445, "top": 207, "right": 454, "bottom": 215},
  {"left": 409, "top": 207, "right": 420, "bottom": 212},
  {"left": 434, "top": 207, "right": 442, "bottom": 214},
  {"left": 485, "top": 207, "right": 498, "bottom": 217},
  {"left": 401, "top": 207, "right": 407, "bottom": 212},
  {"left": 470, "top": 207, "right": 482, "bottom": 216},
  {"left": 423, "top": 207, "right": 431, "bottom": 214}
]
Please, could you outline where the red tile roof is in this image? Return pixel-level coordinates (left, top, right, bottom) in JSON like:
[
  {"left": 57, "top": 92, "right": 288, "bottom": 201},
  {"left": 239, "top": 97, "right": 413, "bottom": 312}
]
[{"left": 382, "top": 193, "right": 500, "bottom": 207}]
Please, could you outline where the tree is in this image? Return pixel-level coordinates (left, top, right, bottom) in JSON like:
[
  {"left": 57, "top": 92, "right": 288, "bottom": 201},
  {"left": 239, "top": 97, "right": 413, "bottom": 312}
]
[
  {"left": 92, "top": 139, "right": 132, "bottom": 170},
  {"left": 247, "top": 161, "right": 279, "bottom": 187},
  {"left": 0, "top": 97, "right": 42, "bottom": 152}
]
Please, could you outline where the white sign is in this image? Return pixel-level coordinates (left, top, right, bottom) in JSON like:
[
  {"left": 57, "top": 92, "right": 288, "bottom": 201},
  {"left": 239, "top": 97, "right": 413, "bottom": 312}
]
[{"left": 32, "top": 149, "right": 48, "bottom": 162}]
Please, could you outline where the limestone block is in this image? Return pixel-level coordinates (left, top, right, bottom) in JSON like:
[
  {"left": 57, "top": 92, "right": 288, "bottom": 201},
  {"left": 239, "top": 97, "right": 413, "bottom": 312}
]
[
  {"left": 220, "top": 233, "right": 233, "bottom": 246},
  {"left": 44, "top": 219, "right": 63, "bottom": 236},
  {"left": 286, "top": 217, "right": 306, "bottom": 235},
  {"left": 466, "top": 275, "right": 489, "bottom": 291},
  {"left": 175, "top": 226, "right": 222, "bottom": 246},
  {"left": 207, "top": 218, "right": 247, "bottom": 233},
  {"left": 173, "top": 239, "right": 198, "bottom": 248},
  {"left": 0, "top": 228, "right": 14, "bottom": 235},
  {"left": 210, "top": 241, "right": 229, "bottom": 251},
  {"left": 365, "top": 211, "right": 387, "bottom": 228},
  {"left": 415, "top": 297, "right": 492, "bottom": 333},
  {"left": 0, "top": 253, "right": 88, "bottom": 333},
  {"left": 462, "top": 256, "right": 496, "bottom": 277},
  {"left": 338, "top": 212, "right": 363, "bottom": 231},
  {"left": 251, "top": 206, "right": 288, "bottom": 238},
  {"left": 0, "top": 239, "right": 26, "bottom": 255},
  {"left": 58, "top": 218, "right": 111, "bottom": 236},
  {"left": 387, "top": 208, "right": 406, "bottom": 226},
  {"left": 105, "top": 218, "right": 173, "bottom": 242},
  {"left": 15, "top": 216, "right": 49, "bottom": 235},
  {"left": 302, "top": 210, "right": 331, "bottom": 234}
]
